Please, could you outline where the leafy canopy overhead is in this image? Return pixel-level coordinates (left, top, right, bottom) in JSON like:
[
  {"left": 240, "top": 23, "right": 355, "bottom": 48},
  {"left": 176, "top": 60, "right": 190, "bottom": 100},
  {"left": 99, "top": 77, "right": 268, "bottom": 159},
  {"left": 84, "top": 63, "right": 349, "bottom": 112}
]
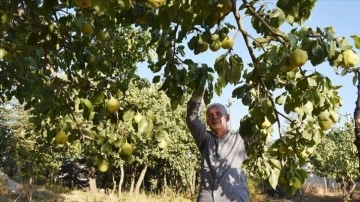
[{"left": 1, "top": 0, "right": 360, "bottom": 193}]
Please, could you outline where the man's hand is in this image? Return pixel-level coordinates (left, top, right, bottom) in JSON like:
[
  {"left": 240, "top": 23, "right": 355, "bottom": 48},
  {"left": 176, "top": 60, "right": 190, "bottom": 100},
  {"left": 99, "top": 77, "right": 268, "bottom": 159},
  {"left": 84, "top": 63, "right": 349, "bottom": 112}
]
[{"left": 191, "top": 70, "right": 206, "bottom": 102}]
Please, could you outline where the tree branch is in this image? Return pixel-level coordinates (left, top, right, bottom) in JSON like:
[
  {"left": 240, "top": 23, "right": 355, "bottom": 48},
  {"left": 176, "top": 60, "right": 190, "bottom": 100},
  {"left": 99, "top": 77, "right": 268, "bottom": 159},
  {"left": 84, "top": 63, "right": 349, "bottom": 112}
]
[
  {"left": 232, "top": 0, "right": 257, "bottom": 67},
  {"left": 241, "top": 0, "right": 288, "bottom": 44}
]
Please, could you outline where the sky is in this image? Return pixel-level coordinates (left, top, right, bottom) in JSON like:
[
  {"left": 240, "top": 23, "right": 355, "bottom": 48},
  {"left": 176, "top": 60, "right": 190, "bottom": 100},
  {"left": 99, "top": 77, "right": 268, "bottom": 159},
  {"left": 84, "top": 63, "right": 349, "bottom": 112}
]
[{"left": 138, "top": 0, "right": 360, "bottom": 131}]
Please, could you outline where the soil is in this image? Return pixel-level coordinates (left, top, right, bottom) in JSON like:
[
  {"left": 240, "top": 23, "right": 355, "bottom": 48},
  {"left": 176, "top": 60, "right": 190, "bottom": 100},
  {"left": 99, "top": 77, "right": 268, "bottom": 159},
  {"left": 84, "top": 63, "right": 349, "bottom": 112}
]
[{"left": 1, "top": 186, "right": 360, "bottom": 202}]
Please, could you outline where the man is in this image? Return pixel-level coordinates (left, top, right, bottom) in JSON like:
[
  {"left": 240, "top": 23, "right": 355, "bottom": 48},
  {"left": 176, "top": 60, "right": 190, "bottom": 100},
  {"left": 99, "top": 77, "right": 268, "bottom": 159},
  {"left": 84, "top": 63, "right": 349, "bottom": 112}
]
[{"left": 186, "top": 93, "right": 249, "bottom": 202}]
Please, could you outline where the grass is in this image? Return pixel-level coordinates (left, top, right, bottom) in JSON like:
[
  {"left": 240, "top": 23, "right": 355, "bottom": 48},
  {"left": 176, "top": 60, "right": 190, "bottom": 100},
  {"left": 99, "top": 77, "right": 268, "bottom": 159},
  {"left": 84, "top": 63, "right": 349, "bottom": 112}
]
[{"left": 1, "top": 182, "right": 360, "bottom": 202}]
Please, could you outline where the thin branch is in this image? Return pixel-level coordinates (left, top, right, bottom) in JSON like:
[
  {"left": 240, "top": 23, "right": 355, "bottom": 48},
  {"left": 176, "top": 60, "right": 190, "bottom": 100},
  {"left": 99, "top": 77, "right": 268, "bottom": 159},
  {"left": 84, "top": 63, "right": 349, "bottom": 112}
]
[
  {"left": 47, "top": 63, "right": 57, "bottom": 78},
  {"left": 232, "top": 0, "right": 257, "bottom": 67},
  {"left": 241, "top": 0, "right": 288, "bottom": 44}
]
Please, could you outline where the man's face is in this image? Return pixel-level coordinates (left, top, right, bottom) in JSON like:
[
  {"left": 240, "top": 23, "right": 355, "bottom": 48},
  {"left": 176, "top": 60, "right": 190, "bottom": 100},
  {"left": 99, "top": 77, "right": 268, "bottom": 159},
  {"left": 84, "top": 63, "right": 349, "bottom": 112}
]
[{"left": 206, "top": 105, "right": 229, "bottom": 135}]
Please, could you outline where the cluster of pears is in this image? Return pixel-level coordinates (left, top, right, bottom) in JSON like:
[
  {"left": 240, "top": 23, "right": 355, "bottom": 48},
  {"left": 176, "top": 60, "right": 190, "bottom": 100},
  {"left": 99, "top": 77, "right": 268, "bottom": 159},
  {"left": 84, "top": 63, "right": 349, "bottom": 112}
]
[
  {"left": 79, "top": 20, "right": 107, "bottom": 41},
  {"left": 81, "top": 23, "right": 107, "bottom": 41},
  {"left": 195, "top": 33, "right": 234, "bottom": 54}
]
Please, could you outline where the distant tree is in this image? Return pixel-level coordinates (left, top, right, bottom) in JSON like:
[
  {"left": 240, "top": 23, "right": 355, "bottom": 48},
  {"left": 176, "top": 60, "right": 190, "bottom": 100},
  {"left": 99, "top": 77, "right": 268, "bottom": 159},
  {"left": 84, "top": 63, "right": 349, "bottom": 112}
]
[
  {"left": 310, "top": 121, "right": 359, "bottom": 201},
  {"left": 2, "top": 0, "right": 360, "bottom": 193}
]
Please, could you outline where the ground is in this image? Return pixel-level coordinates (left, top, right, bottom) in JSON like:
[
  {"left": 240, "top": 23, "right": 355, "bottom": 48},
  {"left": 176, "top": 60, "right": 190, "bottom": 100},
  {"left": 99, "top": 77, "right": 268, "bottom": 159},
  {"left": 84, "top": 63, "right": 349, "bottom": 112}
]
[{"left": 1, "top": 184, "right": 360, "bottom": 202}]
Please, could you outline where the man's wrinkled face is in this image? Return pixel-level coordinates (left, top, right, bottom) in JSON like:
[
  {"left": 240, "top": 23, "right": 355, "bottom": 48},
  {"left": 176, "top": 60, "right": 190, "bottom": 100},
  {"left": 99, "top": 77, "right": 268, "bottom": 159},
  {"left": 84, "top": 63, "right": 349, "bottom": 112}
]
[{"left": 206, "top": 104, "right": 229, "bottom": 135}]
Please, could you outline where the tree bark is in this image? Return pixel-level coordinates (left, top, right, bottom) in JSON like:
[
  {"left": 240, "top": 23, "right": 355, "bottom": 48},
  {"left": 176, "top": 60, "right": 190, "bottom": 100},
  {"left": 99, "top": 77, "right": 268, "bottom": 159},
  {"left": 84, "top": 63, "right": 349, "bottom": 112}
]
[
  {"left": 354, "top": 73, "right": 360, "bottom": 173},
  {"left": 28, "top": 176, "right": 33, "bottom": 202},
  {"left": 88, "top": 167, "right": 98, "bottom": 195},
  {"left": 341, "top": 180, "right": 356, "bottom": 202},
  {"left": 111, "top": 174, "right": 116, "bottom": 195},
  {"left": 129, "top": 169, "right": 135, "bottom": 196},
  {"left": 190, "top": 170, "right": 196, "bottom": 196},
  {"left": 118, "top": 165, "right": 124, "bottom": 199},
  {"left": 134, "top": 164, "right": 148, "bottom": 198}
]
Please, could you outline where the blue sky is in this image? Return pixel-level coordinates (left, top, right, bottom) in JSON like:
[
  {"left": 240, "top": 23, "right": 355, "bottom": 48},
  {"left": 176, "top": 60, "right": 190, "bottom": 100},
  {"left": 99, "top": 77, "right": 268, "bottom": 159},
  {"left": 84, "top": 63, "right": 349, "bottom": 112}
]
[{"left": 138, "top": 1, "right": 360, "bottom": 131}]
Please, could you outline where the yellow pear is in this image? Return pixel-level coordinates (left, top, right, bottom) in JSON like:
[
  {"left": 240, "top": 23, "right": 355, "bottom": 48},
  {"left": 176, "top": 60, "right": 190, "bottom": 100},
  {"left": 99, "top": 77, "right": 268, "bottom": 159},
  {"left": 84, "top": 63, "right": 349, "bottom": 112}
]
[
  {"left": 289, "top": 49, "right": 308, "bottom": 68},
  {"left": 292, "top": 177, "right": 303, "bottom": 189},
  {"left": 318, "top": 111, "right": 333, "bottom": 130},
  {"left": 217, "top": 0, "right": 232, "bottom": 13},
  {"left": 210, "top": 39, "right": 222, "bottom": 52},
  {"left": 158, "top": 139, "right": 168, "bottom": 149},
  {"left": 258, "top": 116, "right": 271, "bottom": 129},
  {"left": 96, "top": 31, "right": 106, "bottom": 41},
  {"left": 197, "top": 42, "right": 208, "bottom": 53},
  {"left": 81, "top": 23, "right": 93, "bottom": 35},
  {"left": 120, "top": 142, "right": 133, "bottom": 159},
  {"left": 106, "top": 97, "right": 120, "bottom": 113},
  {"left": 98, "top": 159, "right": 109, "bottom": 172},
  {"left": 76, "top": 0, "right": 92, "bottom": 8},
  {"left": 221, "top": 36, "right": 234, "bottom": 49},
  {"left": 0, "top": 49, "right": 7, "bottom": 59},
  {"left": 55, "top": 130, "right": 67, "bottom": 144},
  {"left": 319, "top": 119, "right": 333, "bottom": 130},
  {"left": 342, "top": 49, "right": 359, "bottom": 68}
]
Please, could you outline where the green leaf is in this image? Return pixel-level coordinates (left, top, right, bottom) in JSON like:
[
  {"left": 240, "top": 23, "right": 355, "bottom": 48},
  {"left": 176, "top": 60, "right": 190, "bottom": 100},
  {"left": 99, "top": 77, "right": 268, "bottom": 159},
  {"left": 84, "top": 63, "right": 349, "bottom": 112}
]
[
  {"left": 153, "top": 75, "right": 161, "bottom": 83},
  {"left": 123, "top": 109, "right": 135, "bottom": 122},
  {"left": 214, "top": 54, "right": 227, "bottom": 74},
  {"left": 114, "top": 138, "right": 126, "bottom": 148},
  {"left": 137, "top": 117, "right": 149, "bottom": 134},
  {"left": 268, "top": 168, "right": 280, "bottom": 190},
  {"left": 82, "top": 98, "right": 93, "bottom": 110},
  {"left": 312, "top": 132, "right": 321, "bottom": 144},
  {"left": 269, "top": 158, "right": 282, "bottom": 169},
  {"left": 229, "top": 54, "right": 243, "bottom": 84},
  {"left": 269, "top": 7, "right": 286, "bottom": 28},
  {"left": 351, "top": 35, "right": 360, "bottom": 49},
  {"left": 145, "top": 119, "right": 154, "bottom": 135},
  {"left": 92, "top": 91, "right": 105, "bottom": 105},
  {"left": 302, "top": 130, "right": 312, "bottom": 140},
  {"left": 339, "top": 38, "right": 352, "bottom": 50},
  {"left": 303, "top": 101, "right": 313, "bottom": 115},
  {"left": 327, "top": 41, "right": 336, "bottom": 58}
]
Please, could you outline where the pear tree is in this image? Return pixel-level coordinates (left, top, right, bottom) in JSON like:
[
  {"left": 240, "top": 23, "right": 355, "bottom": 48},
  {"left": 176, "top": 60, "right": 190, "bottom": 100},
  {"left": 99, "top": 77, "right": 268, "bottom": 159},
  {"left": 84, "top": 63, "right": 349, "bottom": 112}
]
[
  {"left": 310, "top": 121, "right": 359, "bottom": 201},
  {"left": 1, "top": 0, "right": 360, "bottom": 194}
]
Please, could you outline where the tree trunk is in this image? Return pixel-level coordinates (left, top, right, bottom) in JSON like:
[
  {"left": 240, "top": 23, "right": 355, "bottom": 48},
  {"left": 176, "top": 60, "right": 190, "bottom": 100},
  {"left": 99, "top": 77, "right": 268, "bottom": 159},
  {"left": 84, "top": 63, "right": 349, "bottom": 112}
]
[
  {"left": 354, "top": 73, "right": 360, "bottom": 173},
  {"left": 163, "top": 173, "right": 167, "bottom": 194},
  {"left": 190, "top": 170, "right": 196, "bottom": 196},
  {"left": 324, "top": 177, "right": 327, "bottom": 195},
  {"left": 28, "top": 176, "right": 33, "bottom": 202},
  {"left": 129, "top": 170, "right": 135, "bottom": 196},
  {"left": 348, "top": 179, "right": 356, "bottom": 200},
  {"left": 88, "top": 167, "right": 98, "bottom": 195},
  {"left": 118, "top": 165, "right": 124, "bottom": 199},
  {"left": 111, "top": 174, "right": 116, "bottom": 195},
  {"left": 341, "top": 180, "right": 356, "bottom": 202},
  {"left": 133, "top": 164, "right": 148, "bottom": 198}
]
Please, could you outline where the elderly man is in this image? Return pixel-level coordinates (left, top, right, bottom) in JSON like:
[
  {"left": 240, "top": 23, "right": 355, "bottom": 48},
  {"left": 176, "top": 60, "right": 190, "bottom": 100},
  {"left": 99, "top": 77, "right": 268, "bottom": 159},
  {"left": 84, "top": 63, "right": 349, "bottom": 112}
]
[{"left": 186, "top": 93, "right": 249, "bottom": 202}]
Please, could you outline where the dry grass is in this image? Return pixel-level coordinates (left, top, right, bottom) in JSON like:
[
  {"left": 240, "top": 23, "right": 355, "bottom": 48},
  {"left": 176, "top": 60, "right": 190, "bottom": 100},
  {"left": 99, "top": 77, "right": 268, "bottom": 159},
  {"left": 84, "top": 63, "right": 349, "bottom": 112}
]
[
  {"left": 0, "top": 184, "right": 196, "bottom": 202},
  {"left": 1, "top": 182, "right": 360, "bottom": 202}
]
